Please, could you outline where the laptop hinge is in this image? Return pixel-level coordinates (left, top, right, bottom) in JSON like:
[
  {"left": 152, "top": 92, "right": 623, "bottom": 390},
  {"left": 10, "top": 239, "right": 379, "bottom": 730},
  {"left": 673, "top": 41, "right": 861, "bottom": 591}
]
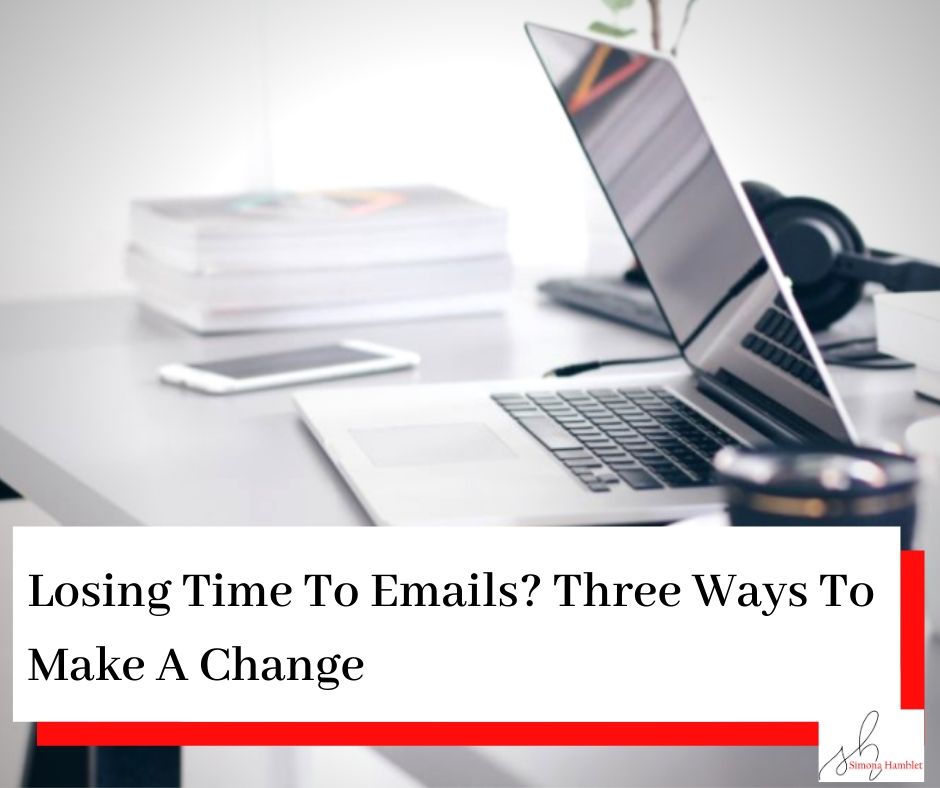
[{"left": 695, "top": 369, "right": 836, "bottom": 446}]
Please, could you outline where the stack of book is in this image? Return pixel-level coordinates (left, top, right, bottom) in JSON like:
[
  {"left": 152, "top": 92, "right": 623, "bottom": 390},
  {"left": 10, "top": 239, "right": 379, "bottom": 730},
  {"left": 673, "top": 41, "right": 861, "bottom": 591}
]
[{"left": 126, "top": 186, "right": 512, "bottom": 333}]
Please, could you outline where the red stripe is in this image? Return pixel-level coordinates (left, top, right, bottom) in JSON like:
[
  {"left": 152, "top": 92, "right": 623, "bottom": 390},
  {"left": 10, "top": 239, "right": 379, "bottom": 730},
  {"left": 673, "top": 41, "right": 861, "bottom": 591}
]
[
  {"left": 901, "top": 550, "right": 925, "bottom": 709},
  {"left": 37, "top": 721, "right": 819, "bottom": 747}
]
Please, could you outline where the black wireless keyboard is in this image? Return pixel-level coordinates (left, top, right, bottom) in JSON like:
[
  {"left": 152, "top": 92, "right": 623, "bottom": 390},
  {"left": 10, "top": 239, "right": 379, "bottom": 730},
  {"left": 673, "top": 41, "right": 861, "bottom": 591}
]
[{"left": 539, "top": 276, "right": 671, "bottom": 337}]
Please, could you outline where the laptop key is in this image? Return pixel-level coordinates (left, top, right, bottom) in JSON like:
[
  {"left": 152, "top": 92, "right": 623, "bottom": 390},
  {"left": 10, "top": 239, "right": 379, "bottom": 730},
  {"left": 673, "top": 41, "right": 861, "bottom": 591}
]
[
  {"left": 664, "top": 475, "right": 700, "bottom": 488},
  {"left": 680, "top": 467, "right": 711, "bottom": 484},
  {"left": 563, "top": 458, "right": 603, "bottom": 468},
  {"left": 658, "top": 470, "right": 694, "bottom": 486},
  {"left": 607, "top": 459, "right": 639, "bottom": 469},
  {"left": 515, "top": 416, "right": 583, "bottom": 451},
  {"left": 582, "top": 440, "right": 617, "bottom": 449},
  {"left": 617, "top": 469, "right": 663, "bottom": 490},
  {"left": 553, "top": 448, "right": 592, "bottom": 459},
  {"left": 542, "top": 409, "right": 577, "bottom": 418}
]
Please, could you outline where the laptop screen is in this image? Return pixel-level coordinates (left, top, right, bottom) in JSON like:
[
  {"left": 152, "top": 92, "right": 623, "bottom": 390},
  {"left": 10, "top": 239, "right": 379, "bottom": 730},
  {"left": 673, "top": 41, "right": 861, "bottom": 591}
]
[{"left": 526, "top": 24, "right": 853, "bottom": 444}]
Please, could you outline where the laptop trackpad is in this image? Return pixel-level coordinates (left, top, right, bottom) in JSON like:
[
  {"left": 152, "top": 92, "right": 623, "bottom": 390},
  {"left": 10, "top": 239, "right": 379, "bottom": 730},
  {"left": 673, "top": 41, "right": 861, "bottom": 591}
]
[{"left": 351, "top": 423, "right": 516, "bottom": 467}]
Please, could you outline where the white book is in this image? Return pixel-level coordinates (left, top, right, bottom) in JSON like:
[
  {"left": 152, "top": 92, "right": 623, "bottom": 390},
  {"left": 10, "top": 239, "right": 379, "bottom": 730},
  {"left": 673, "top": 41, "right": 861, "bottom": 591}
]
[
  {"left": 126, "top": 247, "right": 513, "bottom": 310},
  {"left": 875, "top": 292, "right": 940, "bottom": 366},
  {"left": 139, "top": 289, "right": 510, "bottom": 335},
  {"left": 133, "top": 218, "right": 509, "bottom": 273},
  {"left": 133, "top": 186, "right": 504, "bottom": 236},
  {"left": 875, "top": 291, "right": 940, "bottom": 400},
  {"left": 130, "top": 186, "right": 508, "bottom": 272}
]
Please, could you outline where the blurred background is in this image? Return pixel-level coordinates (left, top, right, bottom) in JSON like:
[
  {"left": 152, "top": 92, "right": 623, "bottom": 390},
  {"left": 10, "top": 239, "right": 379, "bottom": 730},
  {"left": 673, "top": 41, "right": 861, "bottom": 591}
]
[{"left": 1, "top": 0, "right": 939, "bottom": 302}]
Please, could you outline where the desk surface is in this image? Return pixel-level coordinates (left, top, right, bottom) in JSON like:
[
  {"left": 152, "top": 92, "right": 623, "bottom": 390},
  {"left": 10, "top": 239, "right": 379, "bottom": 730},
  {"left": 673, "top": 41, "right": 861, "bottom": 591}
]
[{"left": 0, "top": 289, "right": 937, "bottom": 528}]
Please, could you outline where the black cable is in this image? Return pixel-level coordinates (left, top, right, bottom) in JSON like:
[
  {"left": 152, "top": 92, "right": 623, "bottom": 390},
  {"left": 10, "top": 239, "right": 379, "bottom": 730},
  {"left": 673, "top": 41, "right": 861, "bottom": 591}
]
[
  {"left": 544, "top": 353, "right": 681, "bottom": 378},
  {"left": 824, "top": 358, "right": 913, "bottom": 370},
  {"left": 816, "top": 336, "right": 877, "bottom": 351}
]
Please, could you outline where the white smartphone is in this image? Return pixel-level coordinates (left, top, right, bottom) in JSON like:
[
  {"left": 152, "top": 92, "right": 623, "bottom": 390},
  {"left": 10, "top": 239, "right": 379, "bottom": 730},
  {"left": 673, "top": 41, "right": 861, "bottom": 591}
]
[{"left": 159, "top": 340, "right": 419, "bottom": 394}]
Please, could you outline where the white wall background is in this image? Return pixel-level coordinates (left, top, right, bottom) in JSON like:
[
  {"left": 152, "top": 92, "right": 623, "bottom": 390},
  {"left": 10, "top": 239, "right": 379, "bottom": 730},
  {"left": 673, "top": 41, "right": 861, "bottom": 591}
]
[{"left": 1, "top": 0, "right": 938, "bottom": 302}]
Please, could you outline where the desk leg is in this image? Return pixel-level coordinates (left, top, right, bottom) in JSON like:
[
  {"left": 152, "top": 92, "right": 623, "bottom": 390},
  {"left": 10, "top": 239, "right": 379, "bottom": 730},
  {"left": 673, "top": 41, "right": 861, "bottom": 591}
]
[
  {"left": 22, "top": 730, "right": 180, "bottom": 788},
  {"left": 21, "top": 732, "right": 87, "bottom": 787},
  {"left": 95, "top": 746, "right": 180, "bottom": 787}
]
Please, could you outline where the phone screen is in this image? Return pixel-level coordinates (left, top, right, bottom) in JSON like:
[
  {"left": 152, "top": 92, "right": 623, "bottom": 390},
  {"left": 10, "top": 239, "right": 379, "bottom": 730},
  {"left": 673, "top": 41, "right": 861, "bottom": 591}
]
[{"left": 190, "top": 345, "right": 384, "bottom": 380}]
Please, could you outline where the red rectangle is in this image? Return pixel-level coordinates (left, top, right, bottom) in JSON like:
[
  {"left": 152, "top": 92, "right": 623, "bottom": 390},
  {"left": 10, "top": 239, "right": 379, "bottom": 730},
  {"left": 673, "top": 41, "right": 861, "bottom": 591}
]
[
  {"left": 901, "top": 550, "right": 925, "bottom": 710},
  {"left": 37, "top": 721, "right": 820, "bottom": 747}
]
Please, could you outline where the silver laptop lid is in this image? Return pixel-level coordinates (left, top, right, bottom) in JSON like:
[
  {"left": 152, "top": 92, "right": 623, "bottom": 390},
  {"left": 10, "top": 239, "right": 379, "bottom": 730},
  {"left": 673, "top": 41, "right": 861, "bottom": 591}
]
[{"left": 526, "top": 23, "right": 855, "bottom": 445}]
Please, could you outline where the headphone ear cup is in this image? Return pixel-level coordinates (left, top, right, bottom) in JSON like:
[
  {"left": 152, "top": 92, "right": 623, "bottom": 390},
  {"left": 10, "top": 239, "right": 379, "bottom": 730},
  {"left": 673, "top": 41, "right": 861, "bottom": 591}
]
[
  {"left": 741, "top": 181, "right": 785, "bottom": 215},
  {"left": 753, "top": 196, "right": 866, "bottom": 331}
]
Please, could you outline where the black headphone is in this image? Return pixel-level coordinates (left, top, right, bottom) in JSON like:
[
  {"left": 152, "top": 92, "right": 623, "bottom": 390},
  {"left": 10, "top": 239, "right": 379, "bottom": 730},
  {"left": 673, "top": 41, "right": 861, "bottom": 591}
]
[{"left": 742, "top": 181, "right": 940, "bottom": 330}]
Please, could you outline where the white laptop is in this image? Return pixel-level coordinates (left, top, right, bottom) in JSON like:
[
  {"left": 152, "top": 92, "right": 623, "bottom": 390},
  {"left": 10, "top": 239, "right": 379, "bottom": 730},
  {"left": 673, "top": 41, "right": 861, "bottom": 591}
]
[{"left": 294, "top": 24, "right": 857, "bottom": 527}]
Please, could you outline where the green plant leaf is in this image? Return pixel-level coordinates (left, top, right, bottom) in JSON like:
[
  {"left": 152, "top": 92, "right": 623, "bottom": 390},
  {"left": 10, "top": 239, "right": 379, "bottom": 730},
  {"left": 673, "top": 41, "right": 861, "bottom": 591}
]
[
  {"left": 602, "top": 0, "right": 634, "bottom": 11},
  {"left": 589, "top": 21, "right": 636, "bottom": 37}
]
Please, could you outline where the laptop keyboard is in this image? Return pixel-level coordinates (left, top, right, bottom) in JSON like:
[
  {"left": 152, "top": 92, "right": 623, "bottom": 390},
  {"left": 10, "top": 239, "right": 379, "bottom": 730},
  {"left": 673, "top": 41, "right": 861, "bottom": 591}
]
[
  {"left": 491, "top": 387, "right": 741, "bottom": 493},
  {"left": 741, "top": 296, "right": 826, "bottom": 393}
]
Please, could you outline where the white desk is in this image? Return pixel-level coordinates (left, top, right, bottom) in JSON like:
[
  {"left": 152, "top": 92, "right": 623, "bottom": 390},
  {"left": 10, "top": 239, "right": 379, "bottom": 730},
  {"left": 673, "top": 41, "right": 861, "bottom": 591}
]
[
  {"left": 0, "top": 291, "right": 685, "bottom": 527},
  {"left": 1, "top": 288, "right": 937, "bottom": 786}
]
